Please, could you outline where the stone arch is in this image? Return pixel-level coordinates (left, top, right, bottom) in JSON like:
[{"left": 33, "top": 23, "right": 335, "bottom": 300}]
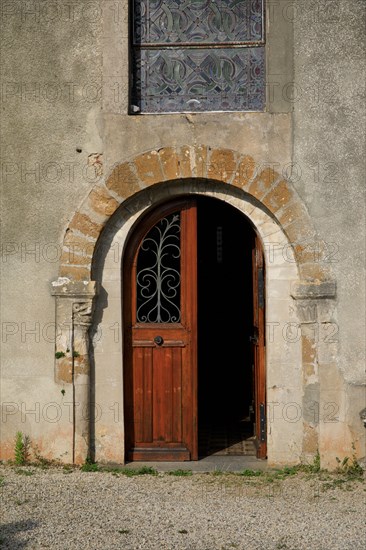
[
  {"left": 60, "top": 146, "right": 331, "bottom": 284},
  {"left": 91, "top": 180, "right": 303, "bottom": 465},
  {"left": 51, "top": 146, "right": 337, "bottom": 465}
]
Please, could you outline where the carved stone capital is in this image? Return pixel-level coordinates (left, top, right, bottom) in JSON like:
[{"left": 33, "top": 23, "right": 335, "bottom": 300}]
[
  {"left": 73, "top": 302, "right": 93, "bottom": 327},
  {"left": 291, "top": 280, "right": 336, "bottom": 324},
  {"left": 296, "top": 301, "right": 318, "bottom": 323},
  {"left": 50, "top": 278, "right": 99, "bottom": 381}
]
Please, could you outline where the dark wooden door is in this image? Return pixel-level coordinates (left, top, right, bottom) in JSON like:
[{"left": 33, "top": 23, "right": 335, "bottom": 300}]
[
  {"left": 252, "top": 235, "right": 267, "bottom": 458},
  {"left": 124, "top": 200, "right": 197, "bottom": 461}
]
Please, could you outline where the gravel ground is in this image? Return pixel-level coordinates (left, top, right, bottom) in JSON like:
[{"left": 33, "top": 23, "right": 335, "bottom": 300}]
[{"left": 0, "top": 465, "right": 365, "bottom": 550}]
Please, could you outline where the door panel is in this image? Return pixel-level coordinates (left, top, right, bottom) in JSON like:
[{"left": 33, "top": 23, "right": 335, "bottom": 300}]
[
  {"left": 124, "top": 197, "right": 266, "bottom": 462},
  {"left": 124, "top": 200, "right": 197, "bottom": 461},
  {"left": 252, "top": 234, "right": 267, "bottom": 458}
]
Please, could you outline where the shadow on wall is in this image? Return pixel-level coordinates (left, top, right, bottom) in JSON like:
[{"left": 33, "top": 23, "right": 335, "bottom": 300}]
[{"left": 89, "top": 285, "right": 109, "bottom": 461}]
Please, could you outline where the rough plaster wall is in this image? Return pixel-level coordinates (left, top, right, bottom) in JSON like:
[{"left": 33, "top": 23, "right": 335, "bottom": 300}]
[
  {"left": 292, "top": 0, "right": 366, "bottom": 457},
  {"left": 0, "top": 1, "right": 103, "bottom": 458},
  {"left": 293, "top": 0, "right": 365, "bottom": 381},
  {"left": 1, "top": 0, "right": 365, "bottom": 464}
]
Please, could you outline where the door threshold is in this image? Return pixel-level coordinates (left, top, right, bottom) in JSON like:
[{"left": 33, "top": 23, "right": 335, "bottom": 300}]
[{"left": 123, "top": 455, "right": 268, "bottom": 473}]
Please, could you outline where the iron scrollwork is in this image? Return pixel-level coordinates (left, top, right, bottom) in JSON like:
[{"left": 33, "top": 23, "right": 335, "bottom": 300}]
[{"left": 136, "top": 213, "right": 181, "bottom": 323}]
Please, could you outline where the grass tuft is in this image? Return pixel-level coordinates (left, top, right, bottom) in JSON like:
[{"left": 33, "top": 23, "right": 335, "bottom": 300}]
[
  {"left": 168, "top": 469, "right": 193, "bottom": 476},
  {"left": 239, "top": 469, "right": 263, "bottom": 477}
]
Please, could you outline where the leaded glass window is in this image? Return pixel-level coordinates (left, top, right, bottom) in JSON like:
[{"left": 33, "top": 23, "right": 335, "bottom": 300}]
[{"left": 131, "top": 1, "right": 265, "bottom": 113}]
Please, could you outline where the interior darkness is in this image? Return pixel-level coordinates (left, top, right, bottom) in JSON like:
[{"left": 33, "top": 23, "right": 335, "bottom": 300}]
[{"left": 197, "top": 197, "right": 255, "bottom": 456}]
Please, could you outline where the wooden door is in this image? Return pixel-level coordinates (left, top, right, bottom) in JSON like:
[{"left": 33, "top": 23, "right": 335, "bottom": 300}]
[
  {"left": 124, "top": 199, "right": 197, "bottom": 461},
  {"left": 252, "top": 235, "right": 267, "bottom": 458}
]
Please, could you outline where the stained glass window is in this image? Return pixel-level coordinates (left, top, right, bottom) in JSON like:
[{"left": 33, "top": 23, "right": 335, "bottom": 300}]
[{"left": 131, "top": 0, "right": 265, "bottom": 113}]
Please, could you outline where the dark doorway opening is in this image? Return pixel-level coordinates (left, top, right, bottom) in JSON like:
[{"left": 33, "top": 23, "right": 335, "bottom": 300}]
[{"left": 197, "top": 197, "right": 256, "bottom": 457}]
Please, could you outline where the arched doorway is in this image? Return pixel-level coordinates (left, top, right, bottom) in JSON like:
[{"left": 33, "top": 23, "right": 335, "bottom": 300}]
[
  {"left": 123, "top": 196, "right": 266, "bottom": 461},
  {"left": 56, "top": 147, "right": 320, "bottom": 466}
]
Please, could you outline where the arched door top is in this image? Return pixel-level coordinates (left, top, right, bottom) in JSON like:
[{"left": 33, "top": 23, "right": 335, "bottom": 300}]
[
  {"left": 50, "top": 179, "right": 336, "bottom": 465},
  {"left": 59, "top": 146, "right": 331, "bottom": 285}
]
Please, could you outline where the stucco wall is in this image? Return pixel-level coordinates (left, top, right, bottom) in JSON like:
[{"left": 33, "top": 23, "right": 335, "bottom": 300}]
[
  {"left": 292, "top": 0, "right": 366, "bottom": 465},
  {"left": 1, "top": 1, "right": 364, "bottom": 467},
  {"left": 1, "top": 1, "right": 103, "bottom": 461}
]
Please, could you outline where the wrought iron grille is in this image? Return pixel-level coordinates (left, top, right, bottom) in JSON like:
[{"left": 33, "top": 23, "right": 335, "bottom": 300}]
[
  {"left": 136, "top": 213, "right": 181, "bottom": 323},
  {"left": 131, "top": 0, "right": 265, "bottom": 113}
]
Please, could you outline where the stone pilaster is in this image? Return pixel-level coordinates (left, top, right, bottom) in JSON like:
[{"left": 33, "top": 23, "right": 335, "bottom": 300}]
[
  {"left": 50, "top": 278, "right": 99, "bottom": 464},
  {"left": 291, "top": 281, "right": 337, "bottom": 464}
]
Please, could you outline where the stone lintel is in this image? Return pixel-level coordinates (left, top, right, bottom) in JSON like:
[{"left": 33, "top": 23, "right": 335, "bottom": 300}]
[{"left": 291, "top": 281, "right": 336, "bottom": 301}]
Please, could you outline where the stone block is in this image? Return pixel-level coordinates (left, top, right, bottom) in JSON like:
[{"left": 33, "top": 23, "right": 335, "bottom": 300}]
[
  {"left": 133, "top": 150, "right": 164, "bottom": 185},
  {"left": 232, "top": 155, "right": 256, "bottom": 189},
  {"left": 262, "top": 179, "right": 294, "bottom": 213},
  {"left": 207, "top": 148, "right": 236, "bottom": 182},
  {"left": 285, "top": 218, "right": 316, "bottom": 244},
  {"left": 60, "top": 251, "right": 91, "bottom": 266},
  {"left": 106, "top": 162, "right": 141, "bottom": 198},
  {"left": 56, "top": 357, "right": 73, "bottom": 384},
  {"left": 69, "top": 212, "right": 104, "bottom": 239},
  {"left": 158, "top": 147, "right": 180, "bottom": 180},
  {"left": 178, "top": 146, "right": 193, "bottom": 178},
  {"left": 63, "top": 232, "right": 95, "bottom": 258},
  {"left": 302, "top": 333, "right": 316, "bottom": 363},
  {"left": 299, "top": 264, "right": 332, "bottom": 283},
  {"left": 292, "top": 242, "right": 323, "bottom": 265},
  {"left": 247, "top": 168, "right": 280, "bottom": 200},
  {"left": 277, "top": 200, "right": 308, "bottom": 227},
  {"left": 60, "top": 265, "right": 91, "bottom": 280},
  {"left": 302, "top": 422, "right": 319, "bottom": 452},
  {"left": 304, "top": 363, "right": 316, "bottom": 378},
  {"left": 291, "top": 281, "right": 337, "bottom": 300},
  {"left": 193, "top": 145, "right": 209, "bottom": 178},
  {"left": 88, "top": 186, "right": 120, "bottom": 217}
]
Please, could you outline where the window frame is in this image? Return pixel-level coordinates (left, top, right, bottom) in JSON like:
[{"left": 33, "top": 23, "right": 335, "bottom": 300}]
[{"left": 129, "top": 0, "right": 267, "bottom": 115}]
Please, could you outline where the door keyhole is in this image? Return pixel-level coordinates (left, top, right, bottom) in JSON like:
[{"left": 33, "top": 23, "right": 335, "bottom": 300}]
[{"left": 154, "top": 335, "right": 164, "bottom": 346}]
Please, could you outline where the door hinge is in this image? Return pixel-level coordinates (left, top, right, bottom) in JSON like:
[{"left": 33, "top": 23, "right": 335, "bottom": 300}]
[
  {"left": 258, "top": 267, "right": 264, "bottom": 309},
  {"left": 249, "top": 326, "right": 259, "bottom": 344},
  {"left": 259, "top": 403, "right": 266, "bottom": 443}
]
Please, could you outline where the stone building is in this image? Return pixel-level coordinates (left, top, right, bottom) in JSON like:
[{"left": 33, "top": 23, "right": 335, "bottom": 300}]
[{"left": 1, "top": 1, "right": 365, "bottom": 468}]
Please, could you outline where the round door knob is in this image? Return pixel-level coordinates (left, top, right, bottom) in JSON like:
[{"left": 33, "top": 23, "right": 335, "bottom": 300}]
[{"left": 154, "top": 336, "right": 164, "bottom": 346}]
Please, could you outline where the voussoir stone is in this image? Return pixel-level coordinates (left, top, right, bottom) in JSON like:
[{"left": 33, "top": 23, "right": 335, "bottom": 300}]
[
  {"left": 60, "top": 264, "right": 91, "bottom": 280},
  {"left": 69, "top": 212, "right": 104, "bottom": 239},
  {"left": 63, "top": 232, "right": 95, "bottom": 258},
  {"left": 60, "top": 251, "right": 92, "bottom": 266},
  {"left": 247, "top": 168, "right": 280, "bottom": 200},
  {"left": 178, "top": 146, "right": 194, "bottom": 178},
  {"left": 207, "top": 148, "right": 236, "bottom": 182},
  {"left": 232, "top": 155, "right": 256, "bottom": 189},
  {"left": 134, "top": 151, "right": 164, "bottom": 185},
  {"left": 106, "top": 162, "right": 141, "bottom": 198},
  {"left": 262, "top": 179, "right": 294, "bottom": 213},
  {"left": 299, "top": 263, "right": 331, "bottom": 283},
  {"left": 88, "top": 186, "right": 119, "bottom": 217},
  {"left": 158, "top": 147, "right": 180, "bottom": 180},
  {"left": 193, "top": 145, "right": 209, "bottom": 178},
  {"left": 277, "top": 200, "right": 309, "bottom": 227}
]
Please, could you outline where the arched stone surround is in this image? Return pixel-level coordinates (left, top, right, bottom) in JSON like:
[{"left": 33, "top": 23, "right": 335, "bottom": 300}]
[
  {"left": 59, "top": 146, "right": 329, "bottom": 283},
  {"left": 51, "top": 147, "right": 337, "bottom": 465}
]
